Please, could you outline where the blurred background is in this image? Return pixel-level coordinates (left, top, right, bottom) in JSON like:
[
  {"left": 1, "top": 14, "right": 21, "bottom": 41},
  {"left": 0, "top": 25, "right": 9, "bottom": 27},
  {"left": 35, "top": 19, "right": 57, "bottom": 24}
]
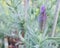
[{"left": 0, "top": 0, "right": 60, "bottom": 48}]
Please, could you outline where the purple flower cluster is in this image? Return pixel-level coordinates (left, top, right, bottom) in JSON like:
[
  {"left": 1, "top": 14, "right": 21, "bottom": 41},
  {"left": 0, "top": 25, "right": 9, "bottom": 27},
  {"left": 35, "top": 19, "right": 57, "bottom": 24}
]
[
  {"left": 38, "top": 5, "right": 47, "bottom": 32},
  {"left": 40, "top": 5, "right": 46, "bottom": 13},
  {"left": 39, "top": 5, "right": 47, "bottom": 22}
]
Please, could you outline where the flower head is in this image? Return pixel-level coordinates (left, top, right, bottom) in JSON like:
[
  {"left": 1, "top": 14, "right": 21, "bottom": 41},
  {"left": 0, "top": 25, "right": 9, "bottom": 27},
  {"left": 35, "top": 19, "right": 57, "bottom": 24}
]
[
  {"left": 40, "top": 5, "right": 46, "bottom": 13},
  {"left": 38, "top": 5, "right": 47, "bottom": 32}
]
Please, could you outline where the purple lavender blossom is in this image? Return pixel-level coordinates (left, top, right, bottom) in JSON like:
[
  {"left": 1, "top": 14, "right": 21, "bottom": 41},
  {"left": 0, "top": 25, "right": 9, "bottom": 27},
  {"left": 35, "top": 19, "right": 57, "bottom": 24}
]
[
  {"left": 40, "top": 5, "right": 46, "bottom": 13},
  {"left": 38, "top": 5, "right": 47, "bottom": 32}
]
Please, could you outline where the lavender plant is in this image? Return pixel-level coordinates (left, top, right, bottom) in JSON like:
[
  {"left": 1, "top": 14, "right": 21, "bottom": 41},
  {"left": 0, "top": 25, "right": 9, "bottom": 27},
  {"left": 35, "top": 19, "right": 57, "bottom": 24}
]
[{"left": 0, "top": 0, "right": 60, "bottom": 48}]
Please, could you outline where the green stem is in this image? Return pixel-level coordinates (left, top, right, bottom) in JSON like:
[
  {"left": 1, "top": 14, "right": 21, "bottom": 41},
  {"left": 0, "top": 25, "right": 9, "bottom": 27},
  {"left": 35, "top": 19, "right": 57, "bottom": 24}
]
[{"left": 51, "top": 0, "right": 60, "bottom": 37}]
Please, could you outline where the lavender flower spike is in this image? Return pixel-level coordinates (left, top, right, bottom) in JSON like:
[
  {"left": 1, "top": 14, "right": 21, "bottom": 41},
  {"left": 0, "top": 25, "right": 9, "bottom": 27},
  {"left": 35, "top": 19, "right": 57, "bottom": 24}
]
[
  {"left": 40, "top": 5, "right": 46, "bottom": 13},
  {"left": 39, "top": 5, "right": 47, "bottom": 32}
]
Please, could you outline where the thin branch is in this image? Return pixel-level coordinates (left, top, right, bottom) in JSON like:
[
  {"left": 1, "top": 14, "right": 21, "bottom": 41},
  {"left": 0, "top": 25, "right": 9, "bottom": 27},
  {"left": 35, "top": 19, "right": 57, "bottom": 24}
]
[{"left": 51, "top": 0, "right": 60, "bottom": 37}]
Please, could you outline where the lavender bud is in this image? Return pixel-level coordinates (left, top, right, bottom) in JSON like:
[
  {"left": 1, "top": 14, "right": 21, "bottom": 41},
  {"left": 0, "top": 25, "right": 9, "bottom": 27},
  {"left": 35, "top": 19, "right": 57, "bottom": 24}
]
[
  {"left": 38, "top": 5, "right": 47, "bottom": 32},
  {"left": 40, "top": 5, "right": 46, "bottom": 13}
]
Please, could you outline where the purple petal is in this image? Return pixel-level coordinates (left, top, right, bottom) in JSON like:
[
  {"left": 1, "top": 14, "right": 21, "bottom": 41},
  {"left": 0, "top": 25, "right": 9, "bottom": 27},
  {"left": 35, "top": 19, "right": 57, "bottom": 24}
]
[{"left": 40, "top": 5, "right": 46, "bottom": 13}]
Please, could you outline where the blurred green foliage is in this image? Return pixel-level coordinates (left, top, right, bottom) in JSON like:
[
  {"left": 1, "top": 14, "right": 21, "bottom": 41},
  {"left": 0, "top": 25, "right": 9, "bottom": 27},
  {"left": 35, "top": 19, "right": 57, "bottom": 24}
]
[{"left": 0, "top": 0, "right": 60, "bottom": 48}]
